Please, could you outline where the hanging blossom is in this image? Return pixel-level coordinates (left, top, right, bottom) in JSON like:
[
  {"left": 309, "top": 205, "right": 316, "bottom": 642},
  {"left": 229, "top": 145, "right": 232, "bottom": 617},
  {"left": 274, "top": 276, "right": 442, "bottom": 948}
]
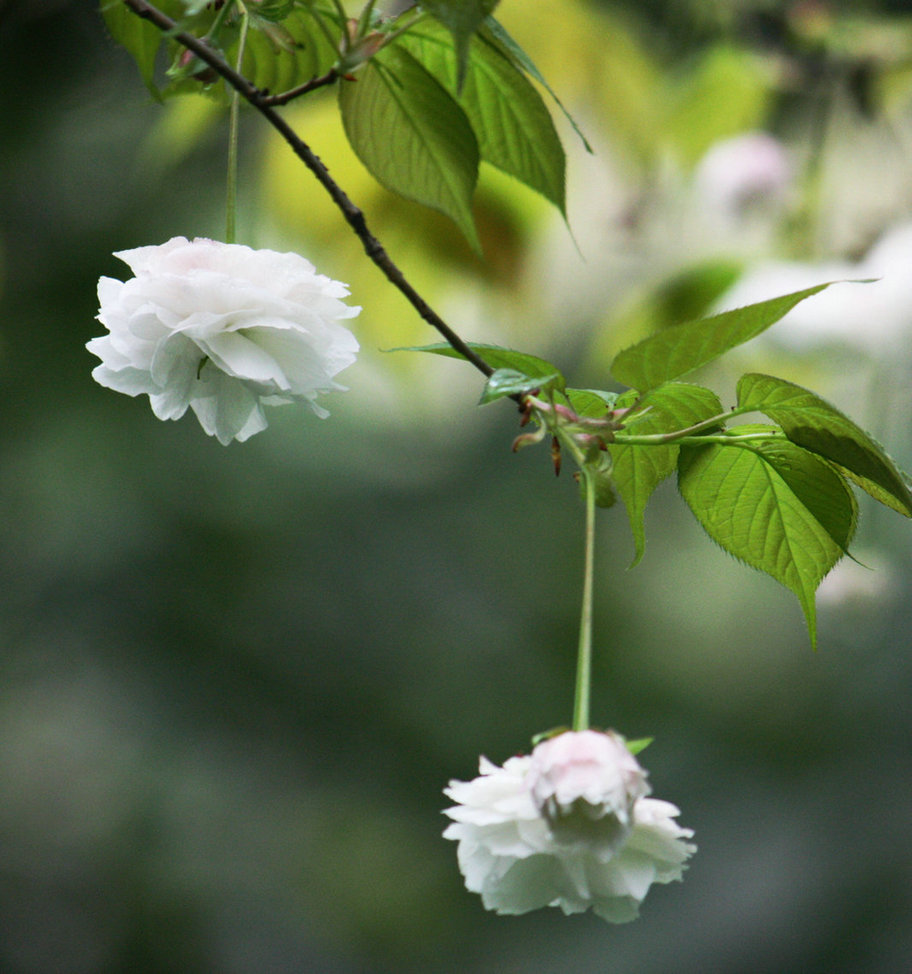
[
  {"left": 443, "top": 729, "right": 695, "bottom": 923},
  {"left": 87, "top": 237, "right": 360, "bottom": 444}
]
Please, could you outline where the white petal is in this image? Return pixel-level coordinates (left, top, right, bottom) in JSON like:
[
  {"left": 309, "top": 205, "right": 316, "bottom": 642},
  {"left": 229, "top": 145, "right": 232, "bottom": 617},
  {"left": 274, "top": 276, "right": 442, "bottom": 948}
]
[
  {"left": 481, "top": 856, "right": 567, "bottom": 915},
  {"left": 201, "top": 331, "right": 290, "bottom": 389},
  {"left": 190, "top": 375, "right": 262, "bottom": 445},
  {"left": 96, "top": 276, "right": 125, "bottom": 309},
  {"left": 150, "top": 333, "right": 201, "bottom": 389},
  {"left": 91, "top": 364, "right": 156, "bottom": 397},
  {"left": 114, "top": 236, "right": 191, "bottom": 275},
  {"left": 252, "top": 326, "right": 357, "bottom": 393}
]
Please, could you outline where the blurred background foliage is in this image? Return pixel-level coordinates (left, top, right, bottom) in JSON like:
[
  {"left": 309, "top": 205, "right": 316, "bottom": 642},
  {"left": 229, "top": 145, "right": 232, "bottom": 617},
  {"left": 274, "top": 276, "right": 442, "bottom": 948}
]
[{"left": 2, "top": 0, "right": 912, "bottom": 971}]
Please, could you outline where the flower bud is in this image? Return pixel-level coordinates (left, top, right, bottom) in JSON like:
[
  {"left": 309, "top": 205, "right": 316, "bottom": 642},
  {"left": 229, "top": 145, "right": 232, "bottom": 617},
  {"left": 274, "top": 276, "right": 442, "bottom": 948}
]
[
  {"left": 176, "top": 49, "right": 218, "bottom": 86},
  {"left": 338, "top": 19, "right": 387, "bottom": 73}
]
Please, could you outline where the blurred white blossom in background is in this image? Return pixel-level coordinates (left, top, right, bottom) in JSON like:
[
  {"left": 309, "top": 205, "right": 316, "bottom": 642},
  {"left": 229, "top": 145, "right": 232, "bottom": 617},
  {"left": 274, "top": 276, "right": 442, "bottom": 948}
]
[
  {"left": 816, "top": 553, "right": 897, "bottom": 608},
  {"left": 716, "top": 221, "right": 912, "bottom": 353},
  {"left": 693, "top": 130, "right": 793, "bottom": 231}
]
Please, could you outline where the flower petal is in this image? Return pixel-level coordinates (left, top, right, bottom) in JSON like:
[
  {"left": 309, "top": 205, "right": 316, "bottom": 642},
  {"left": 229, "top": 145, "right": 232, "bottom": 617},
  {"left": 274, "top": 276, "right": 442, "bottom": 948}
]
[{"left": 200, "top": 331, "right": 290, "bottom": 390}]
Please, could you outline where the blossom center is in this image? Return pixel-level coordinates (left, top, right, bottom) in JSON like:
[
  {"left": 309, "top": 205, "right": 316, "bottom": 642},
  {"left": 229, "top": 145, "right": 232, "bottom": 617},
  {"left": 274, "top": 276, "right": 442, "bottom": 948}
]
[{"left": 540, "top": 793, "right": 634, "bottom": 856}]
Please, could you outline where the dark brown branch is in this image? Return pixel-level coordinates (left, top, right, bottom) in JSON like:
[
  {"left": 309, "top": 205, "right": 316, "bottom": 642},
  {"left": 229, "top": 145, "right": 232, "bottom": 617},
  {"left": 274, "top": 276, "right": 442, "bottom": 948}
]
[
  {"left": 121, "top": 0, "right": 495, "bottom": 380},
  {"left": 258, "top": 68, "right": 341, "bottom": 106}
]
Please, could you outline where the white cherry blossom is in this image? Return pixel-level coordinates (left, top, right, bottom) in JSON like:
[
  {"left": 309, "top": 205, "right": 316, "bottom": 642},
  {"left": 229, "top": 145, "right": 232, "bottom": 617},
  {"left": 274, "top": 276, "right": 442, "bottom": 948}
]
[
  {"left": 443, "top": 731, "right": 695, "bottom": 923},
  {"left": 88, "top": 237, "right": 360, "bottom": 444}
]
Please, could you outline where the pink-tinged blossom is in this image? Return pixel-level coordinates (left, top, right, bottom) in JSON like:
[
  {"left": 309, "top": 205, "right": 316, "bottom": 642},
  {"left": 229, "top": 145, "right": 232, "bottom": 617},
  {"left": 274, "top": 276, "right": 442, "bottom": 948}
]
[
  {"left": 443, "top": 731, "right": 695, "bottom": 923},
  {"left": 694, "top": 131, "right": 792, "bottom": 217}
]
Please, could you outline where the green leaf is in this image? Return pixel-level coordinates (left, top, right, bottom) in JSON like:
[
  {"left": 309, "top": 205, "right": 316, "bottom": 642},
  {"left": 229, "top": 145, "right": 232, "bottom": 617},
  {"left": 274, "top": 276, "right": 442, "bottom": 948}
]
[
  {"left": 250, "top": 0, "right": 295, "bottom": 22},
  {"left": 531, "top": 725, "right": 569, "bottom": 745},
  {"left": 565, "top": 389, "right": 619, "bottom": 418},
  {"left": 609, "top": 384, "right": 723, "bottom": 567},
  {"left": 110, "top": 0, "right": 340, "bottom": 101},
  {"left": 418, "top": 0, "right": 500, "bottom": 89},
  {"left": 737, "top": 373, "right": 912, "bottom": 517},
  {"left": 610, "top": 283, "right": 840, "bottom": 393},
  {"left": 236, "top": 9, "right": 339, "bottom": 91},
  {"left": 394, "top": 341, "right": 564, "bottom": 385},
  {"left": 102, "top": 0, "right": 167, "bottom": 97},
  {"left": 397, "top": 20, "right": 565, "bottom": 216},
  {"left": 624, "top": 737, "right": 653, "bottom": 756},
  {"left": 479, "top": 368, "right": 561, "bottom": 404},
  {"left": 678, "top": 426, "right": 859, "bottom": 648},
  {"left": 339, "top": 45, "right": 481, "bottom": 250},
  {"left": 481, "top": 17, "right": 592, "bottom": 153}
]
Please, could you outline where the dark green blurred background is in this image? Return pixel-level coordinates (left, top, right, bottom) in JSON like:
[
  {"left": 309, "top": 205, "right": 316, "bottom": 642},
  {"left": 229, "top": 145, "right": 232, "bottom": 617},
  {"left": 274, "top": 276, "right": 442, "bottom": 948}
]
[{"left": 2, "top": 1, "right": 912, "bottom": 971}]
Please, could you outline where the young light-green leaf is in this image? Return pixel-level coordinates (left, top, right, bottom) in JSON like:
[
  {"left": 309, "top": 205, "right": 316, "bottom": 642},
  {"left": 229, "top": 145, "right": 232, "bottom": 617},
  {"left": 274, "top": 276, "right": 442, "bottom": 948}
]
[
  {"left": 610, "top": 283, "right": 837, "bottom": 392},
  {"left": 625, "top": 736, "right": 653, "bottom": 756},
  {"left": 565, "top": 389, "right": 619, "bottom": 418},
  {"left": 677, "top": 426, "right": 858, "bottom": 649},
  {"left": 394, "top": 341, "right": 564, "bottom": 385},
  {"left": 479, "top": 368, "right": 561, "bottom": 404},
  {"left": 609, "top": 383, "right": 724, "bottom": 567},
  {"left": 737, "top": 373, "right": 912, "bottom": 517},
  {"left": 397, "top": 20, "right": 565, "bottom": 217},
  {"left": 338, "top": 46, "right": 481, "bottom": 250}
]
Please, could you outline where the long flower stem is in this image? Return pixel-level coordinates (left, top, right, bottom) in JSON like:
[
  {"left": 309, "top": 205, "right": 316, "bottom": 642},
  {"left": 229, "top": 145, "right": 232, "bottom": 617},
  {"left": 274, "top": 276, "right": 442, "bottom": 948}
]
[
  {"left": 572, "top": 468, "right": 597, "bottom": 732},
  {"left": 225, "top": 5, "right": 248, "bottom": 244},
  {"left": 121, "top": 0, "right": 494, "bottom": 381}
]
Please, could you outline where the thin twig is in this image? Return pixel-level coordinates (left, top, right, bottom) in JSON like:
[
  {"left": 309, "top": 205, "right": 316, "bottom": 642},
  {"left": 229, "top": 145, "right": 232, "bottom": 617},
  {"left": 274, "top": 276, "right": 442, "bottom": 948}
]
[
  {"left": 258, "top": 69, "right": 341, "bottom": 106},
  {"left": 120, "top": 0, "right": 495, "bottom": 380}
]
